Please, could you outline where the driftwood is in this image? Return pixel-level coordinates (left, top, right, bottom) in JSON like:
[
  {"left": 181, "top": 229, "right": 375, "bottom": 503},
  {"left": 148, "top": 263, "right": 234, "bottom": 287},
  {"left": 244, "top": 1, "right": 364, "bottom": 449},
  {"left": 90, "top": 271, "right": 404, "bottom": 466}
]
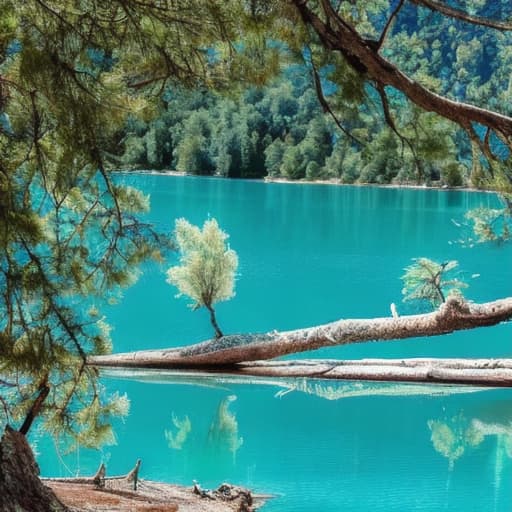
[
  {"left": 89, "top": 297, "right": 512, "bottom": 386},
  {"left": 96, "top": 358, "right": 512, "bottom": 387},
  {"left": 43, "top": 459, "right": 141, "bottom": 490},
  {"left": 44, "top": 462, "right": 264, "bottom": 512},
  {"left": 193, "top": 481, "right": 254, "bottom": 511}
]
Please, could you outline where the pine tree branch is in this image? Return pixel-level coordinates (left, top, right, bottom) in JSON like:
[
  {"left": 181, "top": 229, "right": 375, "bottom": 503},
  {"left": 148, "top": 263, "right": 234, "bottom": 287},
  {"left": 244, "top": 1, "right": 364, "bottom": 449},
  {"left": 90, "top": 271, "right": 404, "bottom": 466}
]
[
  {"left": 375, "top": 83, "right": 423, "bottom": 179},
  {"left": 291, "top": 0, "right": 512, "bottom": 152},
  {"left": 308, "top": 49, "right": 363, "bottom": 146},
  {"left": 409, "top": 0, "right": 512, "bottom": 31},
  {"left": 19, "top": 377, "right": 49, "bottom": 436},
  {"left": 377, "top": 0, "right": 406, "bottom": 49}
]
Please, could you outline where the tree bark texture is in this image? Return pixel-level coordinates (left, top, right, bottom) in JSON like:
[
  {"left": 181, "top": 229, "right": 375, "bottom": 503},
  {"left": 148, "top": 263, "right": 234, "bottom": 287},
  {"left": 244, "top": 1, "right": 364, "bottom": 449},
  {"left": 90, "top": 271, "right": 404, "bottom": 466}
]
[
  {"left": 0, "top": 426, "right": 68, "bottom": 512},
  {"left": 233, "top": 358, "right": 512, "bottom": 387},
  {"left": 89, "top": 296, "right": 512, "bottom": 372}
]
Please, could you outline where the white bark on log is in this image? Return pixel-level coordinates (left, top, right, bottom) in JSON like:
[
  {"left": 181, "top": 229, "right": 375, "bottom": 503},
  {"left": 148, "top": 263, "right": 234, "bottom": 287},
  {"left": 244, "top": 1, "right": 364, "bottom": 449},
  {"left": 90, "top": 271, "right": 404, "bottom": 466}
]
[
  {"left": 89, "top": 296, "right": 512, "bottom": 368},
  {"left": 234, "top": 360, "right": 512, "bottom": 386},
  {"left": 96, "top": 358, "right": 512, "bottom": 387},
  {"left": 94, "top": 358, "right": 512, "bottom": 388}
]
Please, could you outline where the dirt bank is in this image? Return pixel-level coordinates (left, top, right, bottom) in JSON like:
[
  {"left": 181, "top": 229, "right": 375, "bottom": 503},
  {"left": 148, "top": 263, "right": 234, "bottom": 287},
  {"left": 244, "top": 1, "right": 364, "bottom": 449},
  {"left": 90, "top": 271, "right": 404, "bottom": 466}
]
[{"left": 46, "top": 479, "right": 266, "bottom": 512}]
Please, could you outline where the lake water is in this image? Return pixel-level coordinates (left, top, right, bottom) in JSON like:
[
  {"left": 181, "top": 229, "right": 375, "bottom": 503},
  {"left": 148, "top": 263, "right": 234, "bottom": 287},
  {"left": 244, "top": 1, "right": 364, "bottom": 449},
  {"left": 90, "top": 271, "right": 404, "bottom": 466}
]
[{"left": 36, "top": 176, "right": 512, "bottom": 511}]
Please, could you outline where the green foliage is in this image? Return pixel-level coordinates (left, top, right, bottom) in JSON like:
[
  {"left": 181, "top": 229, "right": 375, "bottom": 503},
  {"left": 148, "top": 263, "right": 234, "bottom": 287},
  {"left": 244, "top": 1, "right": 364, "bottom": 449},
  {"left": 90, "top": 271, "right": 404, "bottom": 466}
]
[
  {"left": 441, "top": 163, "right": 465, "bottom": 187},
  {"left": 120, "top": 78, "right": 336, "bottom": 180},
  {"left": 166, "top": 218, "right": 238, "bottom": 337},
  {"left": 401, "top": 258, "right": 468, "bottom": 308},
  {"left": 118, "top": 67, "right": 468, "bottom": 185},
  {"left": 0, "top": 0, "right": 231, "bottom": 445},
  {"left": 465, "top": 197, "right": 512, "bottom": 243}
]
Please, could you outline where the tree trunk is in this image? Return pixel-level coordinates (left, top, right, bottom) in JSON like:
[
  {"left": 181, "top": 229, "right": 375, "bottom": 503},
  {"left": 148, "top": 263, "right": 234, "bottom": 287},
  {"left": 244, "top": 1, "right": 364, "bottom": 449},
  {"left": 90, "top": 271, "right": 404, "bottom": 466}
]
[
  {"left": 233, "top": 358, "right": 512, "bottom": 386},
  {"left": 206, "top": 303, "right": 223, "bottom": 339},
  {"left": 0, "top": 426, "right": 68, "bottom": 512},
  {"left": 19, "top": 380, "right": 49, "bottom": 436},
  {"left": 88, "top": 296, "right": 512, "bottom": 368}
]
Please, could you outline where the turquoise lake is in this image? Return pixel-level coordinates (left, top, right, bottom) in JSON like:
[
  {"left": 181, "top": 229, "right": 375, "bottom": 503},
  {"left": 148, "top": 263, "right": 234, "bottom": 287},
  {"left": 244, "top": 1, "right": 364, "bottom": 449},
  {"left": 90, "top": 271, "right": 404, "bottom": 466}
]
[{"left": 36, "top": 175, "right": 512, "bottom": 511}]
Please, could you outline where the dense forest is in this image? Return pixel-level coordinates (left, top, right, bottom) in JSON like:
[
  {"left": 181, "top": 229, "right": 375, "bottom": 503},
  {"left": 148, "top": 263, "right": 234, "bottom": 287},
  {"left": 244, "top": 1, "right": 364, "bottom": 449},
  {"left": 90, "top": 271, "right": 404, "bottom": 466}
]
[{"left": 115, "top": 0, "right": 512, "bottom": 186}]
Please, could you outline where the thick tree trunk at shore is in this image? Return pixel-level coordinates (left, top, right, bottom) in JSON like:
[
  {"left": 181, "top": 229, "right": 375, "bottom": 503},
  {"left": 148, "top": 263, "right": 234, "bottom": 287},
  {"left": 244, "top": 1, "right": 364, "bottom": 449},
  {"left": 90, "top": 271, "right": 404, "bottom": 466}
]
[
  {"left": 0, "top": 426, "right": 68, "bottom": 512},
  {"left": 89, "top": 297, "right": 512, "bottom": 385}
]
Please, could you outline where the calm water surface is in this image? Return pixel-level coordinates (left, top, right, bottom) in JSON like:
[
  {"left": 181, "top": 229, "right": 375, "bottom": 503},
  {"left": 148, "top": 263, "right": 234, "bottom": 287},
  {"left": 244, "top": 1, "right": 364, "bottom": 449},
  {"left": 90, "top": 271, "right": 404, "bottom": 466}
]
[{"left": 37, "top": 176, "right": 512, "bottom": 511}]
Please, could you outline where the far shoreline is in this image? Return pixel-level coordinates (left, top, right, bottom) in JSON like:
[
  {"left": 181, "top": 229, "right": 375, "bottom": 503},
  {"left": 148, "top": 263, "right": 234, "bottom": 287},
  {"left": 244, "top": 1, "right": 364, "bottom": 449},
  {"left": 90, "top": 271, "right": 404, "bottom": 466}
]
[{"left": 113, "top": 168, "right": 496, "bottom": 195}]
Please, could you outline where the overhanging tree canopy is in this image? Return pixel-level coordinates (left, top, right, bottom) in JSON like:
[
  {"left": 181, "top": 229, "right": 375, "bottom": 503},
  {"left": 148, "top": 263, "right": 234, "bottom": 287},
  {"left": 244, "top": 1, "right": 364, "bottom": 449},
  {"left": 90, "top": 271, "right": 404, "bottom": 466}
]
[
  {"left": 2, "top": 0, "right": 512, "bottom": 445},
  {"left": 0, "top": 0, "right": 242, "bottom": 442}
]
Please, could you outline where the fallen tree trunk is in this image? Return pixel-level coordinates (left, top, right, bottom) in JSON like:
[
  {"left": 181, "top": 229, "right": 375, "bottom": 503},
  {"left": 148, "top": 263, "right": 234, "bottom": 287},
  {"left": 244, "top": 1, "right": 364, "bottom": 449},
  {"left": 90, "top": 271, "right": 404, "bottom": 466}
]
[
  {"left": 234, "top": 359, "right": 512, "bottom": 386},
  {"left": 95, "top": 358, "right": 512, "bottom": 387},
  {"left": 89, "top": 296, "right": 512, "bottom": 368}
]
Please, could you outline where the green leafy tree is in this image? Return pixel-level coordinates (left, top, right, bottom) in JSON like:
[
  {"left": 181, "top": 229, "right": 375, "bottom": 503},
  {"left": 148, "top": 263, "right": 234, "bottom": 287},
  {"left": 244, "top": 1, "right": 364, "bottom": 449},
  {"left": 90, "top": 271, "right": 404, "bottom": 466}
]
[
  {"left": 264, "top": 138, "right": 286, "bottom": 177},
  {"left": 145, "top": 120, "right": 173, "bottom": 170},
  {"left": 175, "top": 111, "right": 215, "bottom": 174},
  {"left": 166, "top": 219, "right": 238, "bottom": 339},
  {"left": 402, "top": 258, "right": 468, "bottom": 308},
  {"left": 281, "top": 144, "right": 305, "bottom": 180}
]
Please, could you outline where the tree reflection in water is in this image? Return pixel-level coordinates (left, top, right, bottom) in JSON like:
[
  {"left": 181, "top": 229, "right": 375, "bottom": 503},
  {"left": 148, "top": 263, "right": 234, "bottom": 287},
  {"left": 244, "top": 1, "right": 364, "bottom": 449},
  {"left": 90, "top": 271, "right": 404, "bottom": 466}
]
[
  {"left": 208, "top": 395, "right": 243, "bottom": 461},
  {"left": 428, "top": 410, "right": 512, "bottom": 507}
]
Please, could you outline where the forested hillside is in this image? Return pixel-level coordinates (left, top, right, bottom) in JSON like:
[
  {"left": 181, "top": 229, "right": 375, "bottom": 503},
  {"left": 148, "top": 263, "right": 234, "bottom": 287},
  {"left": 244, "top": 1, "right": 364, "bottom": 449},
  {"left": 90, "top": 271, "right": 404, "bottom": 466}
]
[{"left": 116, "top": 0, "right": 512, "bottom": 186}]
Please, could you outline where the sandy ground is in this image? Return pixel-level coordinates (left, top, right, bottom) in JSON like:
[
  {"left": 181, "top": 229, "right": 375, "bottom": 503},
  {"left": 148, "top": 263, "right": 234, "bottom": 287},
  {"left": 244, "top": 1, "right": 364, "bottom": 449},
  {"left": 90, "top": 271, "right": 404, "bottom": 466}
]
[
  {"left": 262, "top": 175, "right": 487, "bottom": 192},
  {"left": 48, "top": 480, "right": 264, "bottom": 512},
  {"left": 114, "top": 168, "right": 489, "bottom": 194}
]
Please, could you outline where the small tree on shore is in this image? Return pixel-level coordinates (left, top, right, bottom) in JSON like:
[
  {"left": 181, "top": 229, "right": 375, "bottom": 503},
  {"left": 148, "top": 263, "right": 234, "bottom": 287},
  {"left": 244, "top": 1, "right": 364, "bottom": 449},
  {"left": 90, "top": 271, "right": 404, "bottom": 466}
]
[{"left": 167, "top": 218, "right": 238, "bottom": 338}]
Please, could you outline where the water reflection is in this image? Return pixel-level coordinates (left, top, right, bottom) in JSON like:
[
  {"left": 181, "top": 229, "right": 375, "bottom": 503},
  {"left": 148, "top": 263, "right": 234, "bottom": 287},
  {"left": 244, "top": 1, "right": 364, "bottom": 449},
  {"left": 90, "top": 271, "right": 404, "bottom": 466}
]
[
  {"left": 165, "top": 414, "right": 191, "bottom": 450},
  {"left": 428, "top": 413, "right": 484, "bottom": 470},
  {"left": 207, "top": 395, "right": 243, "bottom": 460},
  {"left": 428, "top": 405, "right": 512, "bottom": 511},
  {"left": 100, "top": 368, "right": 491, "bottom": 401},
  {"left": 164, "top": 394, "right": 243, "bottom": 463},
  {"left": 36, "top": 376, "right": 512, "bottom": 512}
]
